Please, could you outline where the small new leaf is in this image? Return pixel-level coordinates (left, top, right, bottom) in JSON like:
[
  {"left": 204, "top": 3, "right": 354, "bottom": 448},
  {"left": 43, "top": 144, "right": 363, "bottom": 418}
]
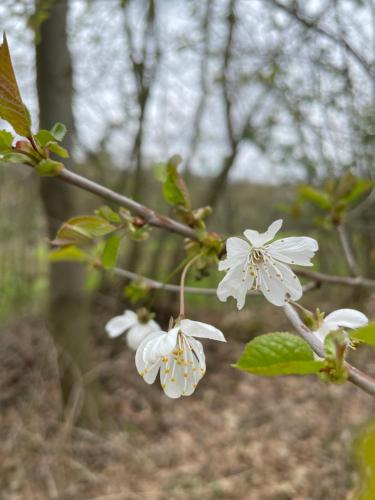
[
  {"left": 34, "top": 129, "right": 56, "bottom": 147},
  {"left": 101, "top": 235, "right": 122, "bottom": 269},
  {"left": 95, "top": 205, "right": 121, "bottom": 224},
  {"left": 56, "top": 215, "right": 116, "bottom": 243},
  {"left": 47, "top": 142, "right": 69, "bottom": 158},
  {"left": 50, "top": 122, "right": 67, "bottom": 142},
  {"left": 35, "top": 159, "right": 63, "bottom": 176},
  {"left": 49, "top": 246, "right": 90, "bottom": 263},
  {"left": 350, "top": 322, "right": 375, "bottom": 346},
  {"left": 0, "top": 151, "right": 31, "bottom": 164},
  {"left": 124, "top": 280, "right": 151, "bottom": 304},
  {"left": 0, "top": 129, "right": 13, "bottom": 150},
  {"left": 234, "top": 332, "right": 324, "bottom": 376},
  {"left": 0, "top": 34, "right": 32, "bottom": 136},
  {"left": 319, "top": 330, "right": 348, "bottom": 384}
]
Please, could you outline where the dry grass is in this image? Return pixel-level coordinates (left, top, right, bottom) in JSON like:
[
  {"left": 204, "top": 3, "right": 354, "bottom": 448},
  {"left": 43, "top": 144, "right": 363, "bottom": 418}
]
[{"left": 1, "top": 316, "right": 375, "bottom": 500}]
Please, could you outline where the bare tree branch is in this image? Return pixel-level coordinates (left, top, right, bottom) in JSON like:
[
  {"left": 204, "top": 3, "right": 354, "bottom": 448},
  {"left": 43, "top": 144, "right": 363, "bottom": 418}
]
[
  {"left": 337, "top": 224, "right": 360, "bottom": 276},
  {"left": 267, "top": 0, "right": 373, "bottom": 78}
]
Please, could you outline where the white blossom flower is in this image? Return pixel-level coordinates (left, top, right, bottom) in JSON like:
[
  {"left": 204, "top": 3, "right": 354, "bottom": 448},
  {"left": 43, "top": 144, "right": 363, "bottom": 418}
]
[
  {"left": 217, "top": 219, "right": 318, "bottom": 308},
  {"left": 135, "top": 319, "right": 226, "bottom": 398},
  {"left": 105, "top": 309, "right": 160, "bottom": 351},
  {"left": 313, "top": 308, "right": 368, "bottom": 344}
]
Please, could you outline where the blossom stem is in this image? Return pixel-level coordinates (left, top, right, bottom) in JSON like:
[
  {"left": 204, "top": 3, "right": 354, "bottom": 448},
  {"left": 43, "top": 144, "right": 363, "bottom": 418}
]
[{"left": 179, "top": 254, "right": 202, "bottom": 318}]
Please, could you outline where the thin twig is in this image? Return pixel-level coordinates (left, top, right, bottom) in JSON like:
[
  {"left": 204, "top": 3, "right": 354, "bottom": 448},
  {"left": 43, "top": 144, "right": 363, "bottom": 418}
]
[
  {"left": 267, "top": 0, "right": 372, "bottom": 77},
  {"left": 283, "top": 303, "right": 375, "bottom": 397},
  {"left": 296, "top": 269, "right": 375, "bottom": 287},
  {"left": 337, "top": 224, "right": 360, "bottom": 276},
  {"left": 112, "top": 266, "right": 316, "bottom": 296}
]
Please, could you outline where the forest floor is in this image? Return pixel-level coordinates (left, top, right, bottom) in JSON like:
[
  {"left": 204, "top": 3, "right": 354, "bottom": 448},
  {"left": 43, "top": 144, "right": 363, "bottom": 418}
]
[{"left": 1, "top": 311, "right": 375, "bottom": 500}]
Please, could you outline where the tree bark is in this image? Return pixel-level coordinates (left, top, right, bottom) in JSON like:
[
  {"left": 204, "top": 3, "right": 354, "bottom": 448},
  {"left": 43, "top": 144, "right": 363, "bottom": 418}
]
[{"left": 35, "top": 0, "right": 102, "bottom": 428}]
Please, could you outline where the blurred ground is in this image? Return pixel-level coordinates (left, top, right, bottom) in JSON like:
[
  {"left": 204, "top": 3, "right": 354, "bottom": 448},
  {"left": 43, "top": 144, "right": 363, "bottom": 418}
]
[{"left": 1, "top": 314, "right": 375, "bottom": 500}]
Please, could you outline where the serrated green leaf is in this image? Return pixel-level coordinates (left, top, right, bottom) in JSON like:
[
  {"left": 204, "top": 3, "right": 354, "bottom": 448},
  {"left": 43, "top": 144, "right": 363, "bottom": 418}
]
[
  {"left": 0, "top": 129, "right": 13, "bottom": 150},
  {"left": 0, "top": 34, "right": 31, "bottom": 136},
  {"left": 49, "top": 246, "right": 90, "bottom": 263},
  {"left": 50, "top": 122, "right": 67, "bottom": 141},
  {"left": 0, "top": 151, "right": 30, "bottom": 164},
  {"left": 101, "top": 234, "right": 121, "bottom": 269},
  {"left": 234, "top": 332, "right": 324, "bottom": 376},
  {"left": 47, "top": 141, "right": 69, "bottom": 158},
  {"left": 34, "top": 129, "right": 56, "bottom": 147},
  {"left": 35, "top": 158, "right": 63, "bottom": 176},
  {"left": 350, "top": 322, "right": 375, "bottom": 345}
]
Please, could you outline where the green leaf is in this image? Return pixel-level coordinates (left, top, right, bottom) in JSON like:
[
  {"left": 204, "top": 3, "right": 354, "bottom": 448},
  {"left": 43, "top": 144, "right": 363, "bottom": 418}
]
[
  {"left": 0, "top": 34, "right": 32, "bottom": 136},
  {"left": 49, "top": 246, "right": 90, "bottom": 263},
  {"left": 124, "top": 280, "right": 150, "bottom": 304},
  {"left": 47, "top": 142, "right": 69, "bottom": 158},
  {"left": 101, "top": 235, "right": 121, "bottom": 269},
  {"left": 234, "top": 332, "right": 324, "bottom": 376},
  {"left": 95, "top": 205, "right": 121, "bottom": 224},
  {"left": 298, "top": 185, "right": 332, "bottom": 210},
  {"left": 35, "top": 158, "right": 63, "bottom": 176},
  {"left": 0, "top": 129, "right": 13, "bottom": 150},
  {"left": 53, "top": 215, "right": 117, "bottom": 246},
  {"left": 0, "top": 151, "right": 30, "bottom": 164},
  {"left": 34, "top": 129, "right": 56, "bottom": 147},
  {"left": 350, "top": 322, "right": 375, "bottom": 345},
  {"left": 50, "top": 122, "right": 67, "bottom": 141}
]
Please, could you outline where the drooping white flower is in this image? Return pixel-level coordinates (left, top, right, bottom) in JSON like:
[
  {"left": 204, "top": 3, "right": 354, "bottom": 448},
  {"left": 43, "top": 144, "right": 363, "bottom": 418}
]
[
  {"left": 105, "top": 309, "right": 160, "bottom": 351},
  {"left": 135, "top": 319, "right": 226, "bottom": 398},
  {"left": 217, "top": 219, "right": 318, "bottom": 308},
  {"left": 313, "top": 308, "right": 368, "bottom": 343}
]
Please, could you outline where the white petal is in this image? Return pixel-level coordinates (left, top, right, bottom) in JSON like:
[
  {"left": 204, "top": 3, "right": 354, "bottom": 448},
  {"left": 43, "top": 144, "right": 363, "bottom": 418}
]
[
  {"left": 143, "top": 360, "right": 162, "bottom": 384},
  {"left": 135, "top": 330, "right": 164, "bottom": 373},
  {"left": 218, "top": 237, "right": 249, "bottom": 271},
  {"left": 105, "top": 310, "right": 138, "bottom": 338},
  {"left": 126, "top": 323, "right": 158, "bottom": 351},
  {"left": 257, "top": 260, "right": 302, "bottom": 306},
  {"left": 160, "top": 360, "right": 183, "bottom": 398},
  {"left": 267, "top": 237, "right": 319, "bottom": 267},
  {"left": 324, "top": 309, "right": 368, "bottom": 331},
  {"left": 188, "top": 337, "right": 206, "bottom": 375},
  {"left": 180, "top": 319, "right": 226, "bottom": 342},
  {"left": 244, "top": 219, "right": 283, "bottom": 247},
  {"left": 143, "top": 327, "right": 178, "bottom": 365},
  {"left": 217, "top": 262, "right": 254, "bottom": 310}
]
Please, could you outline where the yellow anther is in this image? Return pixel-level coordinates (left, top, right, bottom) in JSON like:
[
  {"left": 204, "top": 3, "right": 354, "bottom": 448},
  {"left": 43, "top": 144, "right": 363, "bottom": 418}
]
[
  {"left": 165, "top": 368, "right": 170, "bottom": 374},
  {"left": 171, "top": 377, "right": 176, "bottom": 382},
  {"left": 183, "top": 372, "right": 188, "bottom": 378},
  {"left": 162, "top": 357, "right": 169, "bottom": 363}
]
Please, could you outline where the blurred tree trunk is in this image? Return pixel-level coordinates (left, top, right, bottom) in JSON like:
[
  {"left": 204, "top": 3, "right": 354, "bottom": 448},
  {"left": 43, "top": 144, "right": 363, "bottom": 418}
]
[{"left": 35, "top": 0, "right": 102, "bottom": 428}]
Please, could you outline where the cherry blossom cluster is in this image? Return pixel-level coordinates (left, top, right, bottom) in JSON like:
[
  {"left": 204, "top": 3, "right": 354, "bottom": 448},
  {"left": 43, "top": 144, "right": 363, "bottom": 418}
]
[{"left": 106, "top": 219, "right": 368, "bottom": 398}]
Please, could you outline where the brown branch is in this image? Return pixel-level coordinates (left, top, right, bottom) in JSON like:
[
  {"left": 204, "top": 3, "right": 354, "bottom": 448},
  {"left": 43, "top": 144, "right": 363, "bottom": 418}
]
[
  {"left": 55, "top": 166, "right": 197, "bottom": 240},
  {"left": 45, "top": 163, "right": 375, "bottom": 290},
  {"left": 111, "top": 266, "right": 317, "bottom": 295},
  {"left": 283, "top": 303, "right": 375, "bottom": 397},
  {"left": 295, "top": 269, "right": 375, "bottom": 288}
]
